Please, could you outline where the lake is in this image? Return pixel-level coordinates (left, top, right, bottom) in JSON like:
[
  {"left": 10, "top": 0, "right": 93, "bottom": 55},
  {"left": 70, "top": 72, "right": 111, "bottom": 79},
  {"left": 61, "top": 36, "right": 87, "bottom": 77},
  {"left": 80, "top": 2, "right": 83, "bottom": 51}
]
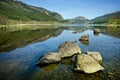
[{"left": 0, "top": 25, "right": 120, "bottom": 80}]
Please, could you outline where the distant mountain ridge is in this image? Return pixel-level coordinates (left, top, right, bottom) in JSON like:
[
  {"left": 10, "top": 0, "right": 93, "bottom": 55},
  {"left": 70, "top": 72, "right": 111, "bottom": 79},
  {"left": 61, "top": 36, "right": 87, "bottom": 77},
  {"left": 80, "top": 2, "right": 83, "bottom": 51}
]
[
  {"left": 89, "top": 11, "right": 120, "bottom": 24},
  {"left": 0, "top": 0, "right": 63, "bottom": 24},
  {"left": 65, "top": 11, "right": 120, "bottom": 24},
  {"left": 66, "top": 16, "right": 89, "bottom": 24}
]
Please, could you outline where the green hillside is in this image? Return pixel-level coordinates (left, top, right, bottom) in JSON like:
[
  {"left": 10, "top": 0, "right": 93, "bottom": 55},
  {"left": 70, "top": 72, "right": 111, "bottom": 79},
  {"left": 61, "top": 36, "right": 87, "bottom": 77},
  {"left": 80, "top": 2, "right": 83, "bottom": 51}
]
[
  {"left": 89, "top": 11, "right": 120, "bottom": 24},
  {"left": 0, "top": 0, "right": 63, "bottom": 24}
]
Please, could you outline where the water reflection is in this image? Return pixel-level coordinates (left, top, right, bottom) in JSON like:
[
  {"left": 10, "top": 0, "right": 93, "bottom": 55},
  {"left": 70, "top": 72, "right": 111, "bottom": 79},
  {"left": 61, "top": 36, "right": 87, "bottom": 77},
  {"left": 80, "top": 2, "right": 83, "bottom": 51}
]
[
  {"left": 69, "top": 25, "right": 120, "bottom": 38},
  {"left": 0, "top": 26, "right": 64, "bottom": 52},
  {"left": 104, "top": 26, "right": 120, "bottom": 38},
  {"left": 79, "top": 40, "right": 89, "bottom": 46},
  {"left": 94, "top": 32, "right": 100, "bottom": 36},
  {"left": 0, "top": 25, "right": 120, "bottom": 80}
]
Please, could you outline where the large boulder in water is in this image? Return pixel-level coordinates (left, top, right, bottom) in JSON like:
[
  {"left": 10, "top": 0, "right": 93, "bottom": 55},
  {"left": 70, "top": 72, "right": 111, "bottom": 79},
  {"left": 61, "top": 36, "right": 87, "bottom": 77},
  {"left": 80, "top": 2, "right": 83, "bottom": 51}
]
[
  {"left": 73, "top": 54, "right": 104, "bottom": 74},
  {"left": 58, "top": 41, "right": 82, "bottom": 58},
  {"left": 87, "top": 51, "right": 102, "bottom": 64},
  {"left": 37, "top": 52, "right": 61, "bottom": 65}
]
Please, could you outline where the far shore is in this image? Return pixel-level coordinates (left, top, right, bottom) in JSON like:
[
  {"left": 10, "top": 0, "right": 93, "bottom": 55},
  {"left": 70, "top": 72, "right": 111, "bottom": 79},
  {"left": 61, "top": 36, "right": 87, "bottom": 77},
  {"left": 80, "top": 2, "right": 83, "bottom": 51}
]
[
  {"left": 0, "top": 23, "right": 120, "bottom": 28},
  {"left": 0, "top": 23, "right": 54, "bottom": 27}
]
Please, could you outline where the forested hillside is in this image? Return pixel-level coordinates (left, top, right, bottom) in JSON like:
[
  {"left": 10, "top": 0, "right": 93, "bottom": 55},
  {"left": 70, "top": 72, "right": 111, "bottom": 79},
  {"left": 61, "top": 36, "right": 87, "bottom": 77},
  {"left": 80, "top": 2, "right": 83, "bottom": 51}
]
[
  {"left": 0, "top": 0, "right": 63, "bottom": 24},
  {"left": 89, "top": 11, "right": 120, "bottom": 24}
]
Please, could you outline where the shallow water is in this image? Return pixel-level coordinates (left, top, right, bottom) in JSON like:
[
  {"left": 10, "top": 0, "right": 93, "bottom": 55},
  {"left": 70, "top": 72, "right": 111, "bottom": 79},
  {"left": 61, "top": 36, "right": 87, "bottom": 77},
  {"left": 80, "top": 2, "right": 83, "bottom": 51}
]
[{"left": 0, "top": 25, "right": 120, "bottom": 80}]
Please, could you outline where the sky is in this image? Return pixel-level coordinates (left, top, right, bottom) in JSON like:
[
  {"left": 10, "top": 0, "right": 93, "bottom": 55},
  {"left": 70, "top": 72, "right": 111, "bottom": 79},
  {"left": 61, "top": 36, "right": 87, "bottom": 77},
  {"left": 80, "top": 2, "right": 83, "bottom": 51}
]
[{"left": 21, "top": 0, "right": 120, "bottom": 19}]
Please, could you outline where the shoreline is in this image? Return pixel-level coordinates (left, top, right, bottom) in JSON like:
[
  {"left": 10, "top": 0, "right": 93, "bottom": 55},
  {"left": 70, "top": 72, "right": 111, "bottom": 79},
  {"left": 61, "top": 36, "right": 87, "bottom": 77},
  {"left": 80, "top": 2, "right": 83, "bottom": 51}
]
[{"left": 0, "top": 23, "right": 120, "bottom": 28}]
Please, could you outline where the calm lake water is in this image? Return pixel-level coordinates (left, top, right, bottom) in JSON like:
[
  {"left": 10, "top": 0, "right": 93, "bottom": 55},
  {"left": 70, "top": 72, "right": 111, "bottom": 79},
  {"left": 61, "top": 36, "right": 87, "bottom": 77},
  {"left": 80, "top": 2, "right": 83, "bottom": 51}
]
[{"left": 0, "top": 25, "right": 120, "bottom": 80}]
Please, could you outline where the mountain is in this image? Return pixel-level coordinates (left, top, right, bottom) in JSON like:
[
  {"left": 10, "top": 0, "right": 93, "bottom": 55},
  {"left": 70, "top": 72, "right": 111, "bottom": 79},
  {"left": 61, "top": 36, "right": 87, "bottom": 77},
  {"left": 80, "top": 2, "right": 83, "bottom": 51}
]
[
  {"left": 66, "top": 16, "right": 89, "bottom": 24},
  {"left": 89, "top": 11, "right": 120, "bottom": 24},
  {"left": 0, "top": 0, "right": 63, "bottom": 24}
]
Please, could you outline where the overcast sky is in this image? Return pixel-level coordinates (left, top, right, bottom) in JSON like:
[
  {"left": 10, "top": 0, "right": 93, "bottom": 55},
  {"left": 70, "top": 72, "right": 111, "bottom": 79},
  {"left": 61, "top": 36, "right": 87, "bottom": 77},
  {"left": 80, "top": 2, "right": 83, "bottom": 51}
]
[{"left": 21, "top": 0, "right": 120, "bottom": 19}]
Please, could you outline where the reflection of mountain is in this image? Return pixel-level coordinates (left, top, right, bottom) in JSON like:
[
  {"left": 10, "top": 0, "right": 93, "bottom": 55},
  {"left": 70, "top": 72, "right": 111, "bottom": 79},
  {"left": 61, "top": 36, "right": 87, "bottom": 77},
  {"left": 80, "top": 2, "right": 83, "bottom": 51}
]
[
  {"left": 0, "top": 27, "right": 64, "bottom": 52},
  {"left": 89, "top": 26, "right": 120, "bottom": 38},
  {"left": 104, "top": 26, "right": 120, "bottom": 38}
]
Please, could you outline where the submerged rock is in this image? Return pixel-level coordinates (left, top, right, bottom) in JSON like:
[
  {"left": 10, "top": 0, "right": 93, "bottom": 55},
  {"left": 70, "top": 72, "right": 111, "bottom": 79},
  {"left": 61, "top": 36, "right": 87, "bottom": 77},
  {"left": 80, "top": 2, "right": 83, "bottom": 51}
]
[
  {"left": 79, "top": 35, "right": 89, "bottom": 41},
  {"left": 37, "top": 52, "right": 61, "bottom": 65},
  {"left": 94, "top": 29, "right": 100, "bottom": 33},
  {"left": 58, "top": 41, "right": 82, "bottom": 57},
  {"left": 74, "top": 54, "right": 104, "bottom": 74},
  {"left": 87, "top": 51, "right": 102, "bottom": 64},
  {"left": 72, "top": 31, "right": 77, "bottom": 34}
]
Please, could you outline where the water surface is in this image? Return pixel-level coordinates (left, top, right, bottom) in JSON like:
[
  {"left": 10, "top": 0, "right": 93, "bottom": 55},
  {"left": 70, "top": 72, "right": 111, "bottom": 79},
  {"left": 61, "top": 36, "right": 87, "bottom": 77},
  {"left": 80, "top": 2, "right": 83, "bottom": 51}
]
[{"left": 0, "top": 25, "right": 120, "bottom": 80}]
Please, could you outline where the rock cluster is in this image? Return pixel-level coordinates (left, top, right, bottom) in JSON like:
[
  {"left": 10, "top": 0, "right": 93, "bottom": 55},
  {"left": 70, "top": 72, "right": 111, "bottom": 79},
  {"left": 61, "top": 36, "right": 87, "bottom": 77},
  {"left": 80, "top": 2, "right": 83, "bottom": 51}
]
[
  {"left": 37, "top": 41, "right": 81, "bottom": 65},
  {"left": 37, "top": 40, "right": 104, "bottom": 74}
]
